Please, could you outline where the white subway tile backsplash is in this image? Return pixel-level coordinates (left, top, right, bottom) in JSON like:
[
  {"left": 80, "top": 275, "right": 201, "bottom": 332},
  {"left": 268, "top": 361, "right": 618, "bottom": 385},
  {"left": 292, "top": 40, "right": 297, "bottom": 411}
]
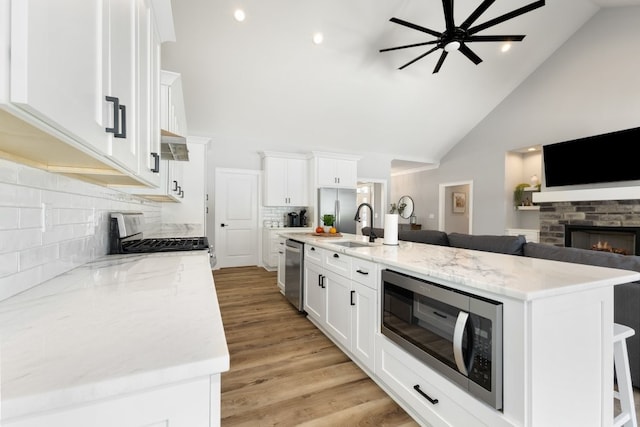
[
  {"left": 0, "top": 206, "right": 19, "bottom": 229},
  {"left": 0, "top": 252, "right": 18, "bottom": 277},
  {"left": 0, "top": 228, "right": 43, "bottom": 253},
  {"left": 0, "top": 265, "right": 44, "bottom": 301},
  {"left": 0, "top": 159, "right": 161, "bottom": 301},
  {"left": 19, "top": 207, "right": 42, "bottom": 229},
  {"left": 20, "top": 244, "right": 59, "bottom": 271},
  {"left": 0, "top": 159, "right": 18, "bottom": 183},
  {"left": 0, "top": 182, "right": 41, "bottom": 207}
]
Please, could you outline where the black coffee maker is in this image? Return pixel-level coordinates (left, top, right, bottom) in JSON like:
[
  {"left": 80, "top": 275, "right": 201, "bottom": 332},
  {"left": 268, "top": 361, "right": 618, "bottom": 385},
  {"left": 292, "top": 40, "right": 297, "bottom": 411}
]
[
  {"left": 299, "top": 209, "right": 307, "bottom": 227},
  {"left": 287, "top": 212, "right": 300, "bottom": 227}
]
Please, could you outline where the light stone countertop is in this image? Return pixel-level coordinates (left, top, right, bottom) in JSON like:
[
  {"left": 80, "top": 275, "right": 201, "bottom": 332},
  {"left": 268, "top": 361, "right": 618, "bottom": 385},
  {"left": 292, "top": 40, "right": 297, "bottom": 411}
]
[
  {"left": 0, "top": 251, "right": 228, "bottom": 420},
  {"left": 280, "top": 232, "right": 640, "bottom": 301}
]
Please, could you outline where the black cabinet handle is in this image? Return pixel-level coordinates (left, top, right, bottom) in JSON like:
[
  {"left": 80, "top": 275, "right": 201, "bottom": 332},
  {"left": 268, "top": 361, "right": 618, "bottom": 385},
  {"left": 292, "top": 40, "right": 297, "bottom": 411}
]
[
  {"left": 318, "top": 274, "right": 322, "bottom": 287},
  {"left": 115, "top": 104, "right": 126, "bottom": 138},
  {"left": 220, "top": 223, "right": 227, "bottom": 227},
  {"left": 413, "top": 385, "right": 438, "bottom": 405},
  {"left": 310, "top": 247, "right": 315, "bottom": 251},
  {"left": 179, "top": 189, "right": 184, "bottom": 198},
  {"left": 356, "top": 269, "right": 368, "bottom": 275},
  {"left": 320, "top": 275, "right": 325, "bottom": 289},
  {"left": 105, "top": 96, "right": 119, "bottom": 134},
  {"left": 350, "top": 290, "right": 355, "bottom": 306},
  {"left": 150, "top": 152, "right": 160, "bottom": 173},
  {"left": 333, "top": 253, "right": 339, "bottom": 258},
  {"left": 172, "top": 181, "right": 178, "bottom": 191}
]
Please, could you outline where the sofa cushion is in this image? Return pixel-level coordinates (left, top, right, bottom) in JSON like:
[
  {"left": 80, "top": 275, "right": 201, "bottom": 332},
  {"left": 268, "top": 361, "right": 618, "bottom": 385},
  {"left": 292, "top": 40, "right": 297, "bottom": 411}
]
[
  {"left": 524, "top": 242, "right": 640, "bottom": 279},
  {"left": 361, "top": 227, "right": 384, "bottom": 238},
  {"left": 447, "top": 232, "right": 526, "bottom": 256},
  {"left": 398, "top": 229, "right": 450, "bottom": 246}
]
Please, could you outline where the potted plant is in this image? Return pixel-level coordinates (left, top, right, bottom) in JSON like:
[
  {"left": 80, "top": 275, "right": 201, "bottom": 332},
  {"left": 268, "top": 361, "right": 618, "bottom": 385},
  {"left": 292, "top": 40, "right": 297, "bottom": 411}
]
[
  {"left": 513, "top": 183, "right": 530, "bottom": 207},
  {"left": 322, "top": 214, "right": 335, "bottom": 233}
]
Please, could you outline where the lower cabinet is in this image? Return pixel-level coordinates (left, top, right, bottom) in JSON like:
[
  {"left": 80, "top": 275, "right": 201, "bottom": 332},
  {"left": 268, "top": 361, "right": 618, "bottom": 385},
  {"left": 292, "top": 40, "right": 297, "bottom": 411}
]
[
  {"left": 376, "top": 335, "right": 488, "bottom": 427},
  {"left": 277, "top": 237, "right": 286, "bottom": 294},
  {"left": 5, "top": 375, "right": 219, "bottom": 427},
  {"left": 303, "top": 245, "right": 376, "bottom": 373}
]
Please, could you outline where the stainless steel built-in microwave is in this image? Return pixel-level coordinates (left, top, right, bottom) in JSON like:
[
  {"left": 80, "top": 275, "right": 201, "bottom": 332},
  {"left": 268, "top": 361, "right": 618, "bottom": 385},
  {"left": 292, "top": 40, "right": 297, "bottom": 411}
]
[{"left": 381, "top": 269, "right": 503, "bottom": 410}]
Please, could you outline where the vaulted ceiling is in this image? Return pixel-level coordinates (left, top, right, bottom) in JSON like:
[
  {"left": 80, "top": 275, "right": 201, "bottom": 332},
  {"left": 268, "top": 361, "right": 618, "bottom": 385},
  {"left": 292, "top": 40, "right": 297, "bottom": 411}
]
[{"left": 162, "top": 0, "right": 640, "bottom": 168}]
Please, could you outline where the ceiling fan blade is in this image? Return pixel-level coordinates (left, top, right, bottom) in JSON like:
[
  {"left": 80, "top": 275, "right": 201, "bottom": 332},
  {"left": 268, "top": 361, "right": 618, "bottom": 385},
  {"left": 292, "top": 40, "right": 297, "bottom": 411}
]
[
  {"left": 466, "top": 35, "right": 526, "bottom": 42},
  {"left": 390, "top": 17, "right": 442, "bottom": 38},
  {"left": 442, "top": 0, "right": 455, "bottom": 32},
  {"left": 398, "top": 46, "right": 441, "bottom": 70},
  {"left": 433, "top": 50, "right": 448, "bottom": 74},
  {"left": 460, "top": 0, "right": 495, "bottom": 30},
  {"left": 458, "top": 43, "right": 482, "bottom": 65},
  {"left": 468, "top": 0, "right": 545, "bottom": 35},
  {"left": 379, "top": 40, "right": 439, "bottom": 53}
]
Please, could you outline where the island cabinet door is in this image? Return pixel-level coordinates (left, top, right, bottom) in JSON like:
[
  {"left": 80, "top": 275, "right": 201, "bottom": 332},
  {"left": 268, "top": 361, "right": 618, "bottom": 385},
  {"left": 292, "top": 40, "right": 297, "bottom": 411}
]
[
  {"left": 303, "top": 260, "right": 325, "bottom": 323},
  {"left": 4, "top": 376, "right": 213, "bottom": 427},
  {"left": 324, "top": 269, "right": 352, "bottom": 349}
]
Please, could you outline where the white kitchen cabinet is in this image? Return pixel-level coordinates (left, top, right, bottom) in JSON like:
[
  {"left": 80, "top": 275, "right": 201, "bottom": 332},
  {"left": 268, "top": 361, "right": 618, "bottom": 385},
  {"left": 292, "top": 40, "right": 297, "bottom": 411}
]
[
  {"left": 5, "top": 375, "right": 216, "bottom": 427},
  {"left": 303, "top": 246, "right": 325, "bottom": 323},
  {"left": 376, "top": 335, "right": 489, "bottom": 427},
  {"left": 0, "top": 0, "right": 174, "bottom": 188},
  {"left": 160, "top": 138, "right": 210, "bottom": 232},
  {"left": 303, "top": 245, "right": 376, "bottom": 372},
  {"left": 134, "top": 0, "right": 162, "bottom": 187},
  {"left": 277, "top": 237, "right": 286, "bottom": 293},
  {"left": 160, "top": 70, "right": 188, "bottom": 136},
  {"left": 263, "top": 228, "right": 285, "bottom": 270},
  {"left": 315, "top": 154, "right": 359, "bottom": 188},
  {"left": 261, "top": 152, "right": 309, "bottom": 206}
]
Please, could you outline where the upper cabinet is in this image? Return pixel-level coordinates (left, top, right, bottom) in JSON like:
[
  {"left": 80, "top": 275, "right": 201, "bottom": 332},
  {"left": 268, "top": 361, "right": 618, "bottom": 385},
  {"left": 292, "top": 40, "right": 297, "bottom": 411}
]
[
  {"left": 0, "top": 0, "right": 175, "bottom": 187},
  {"left": 261, "top": 152, "right": 309, "bottom": 207},
  {"left": 314, "top": 152, "right": 360, "bottom": 188}
]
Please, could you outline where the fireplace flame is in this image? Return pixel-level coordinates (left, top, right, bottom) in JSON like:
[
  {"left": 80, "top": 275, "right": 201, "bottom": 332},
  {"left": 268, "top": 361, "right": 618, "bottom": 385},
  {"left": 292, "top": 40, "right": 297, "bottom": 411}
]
[{"left": 591, "top": 241, "right": 628, "bottom": 255}]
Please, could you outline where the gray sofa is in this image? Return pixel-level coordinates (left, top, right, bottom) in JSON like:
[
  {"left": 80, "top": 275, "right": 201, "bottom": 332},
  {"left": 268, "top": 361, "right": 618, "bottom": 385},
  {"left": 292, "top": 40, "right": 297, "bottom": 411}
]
[{"left": 362, "top": 227, "right": 640, "bottom": 388}]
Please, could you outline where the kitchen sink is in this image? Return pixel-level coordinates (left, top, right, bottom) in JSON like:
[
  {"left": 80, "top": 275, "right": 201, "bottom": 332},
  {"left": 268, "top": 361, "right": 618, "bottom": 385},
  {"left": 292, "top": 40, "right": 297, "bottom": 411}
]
[{"left": 331, "top": 241, "right": 370, "bottom": 248}]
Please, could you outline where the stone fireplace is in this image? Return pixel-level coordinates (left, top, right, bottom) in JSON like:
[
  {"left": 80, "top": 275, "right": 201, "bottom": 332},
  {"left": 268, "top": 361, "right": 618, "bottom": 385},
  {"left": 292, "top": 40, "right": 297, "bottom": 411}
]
[{"left": 538, "top": 199, "right": 640, "bottom": 251}]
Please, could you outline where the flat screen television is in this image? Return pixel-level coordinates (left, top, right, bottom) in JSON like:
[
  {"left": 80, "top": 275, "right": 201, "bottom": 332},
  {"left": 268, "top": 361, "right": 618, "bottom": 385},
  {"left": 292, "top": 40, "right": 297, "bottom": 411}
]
[{"left": 542, "top": 126, "right": 640, "bottom": 187}]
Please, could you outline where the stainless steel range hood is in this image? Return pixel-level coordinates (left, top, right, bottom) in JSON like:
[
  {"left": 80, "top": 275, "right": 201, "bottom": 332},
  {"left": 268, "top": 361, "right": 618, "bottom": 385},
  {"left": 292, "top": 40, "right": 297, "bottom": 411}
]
[{"left": 161, "top": 129, "right": 189, "bottom": 161}]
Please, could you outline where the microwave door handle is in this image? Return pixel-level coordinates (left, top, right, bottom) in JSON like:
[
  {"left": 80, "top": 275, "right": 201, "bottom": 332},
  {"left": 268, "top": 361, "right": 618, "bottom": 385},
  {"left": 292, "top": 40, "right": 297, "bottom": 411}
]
[{"left": 453, "top": 311, "right": 470, "bottom": 376}]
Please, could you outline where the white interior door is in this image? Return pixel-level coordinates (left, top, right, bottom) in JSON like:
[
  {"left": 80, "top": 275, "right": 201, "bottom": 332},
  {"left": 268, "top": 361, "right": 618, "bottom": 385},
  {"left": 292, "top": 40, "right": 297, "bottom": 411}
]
[{"left": 214, "top": 168, "right": 259, "bottom": 268}]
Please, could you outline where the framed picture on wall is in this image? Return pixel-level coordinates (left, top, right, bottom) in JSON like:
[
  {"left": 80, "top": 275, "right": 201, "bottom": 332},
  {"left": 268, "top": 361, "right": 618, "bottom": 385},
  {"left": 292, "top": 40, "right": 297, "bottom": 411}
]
[{"left": 453, "top": 192, "right": 466, "bottom": 213}]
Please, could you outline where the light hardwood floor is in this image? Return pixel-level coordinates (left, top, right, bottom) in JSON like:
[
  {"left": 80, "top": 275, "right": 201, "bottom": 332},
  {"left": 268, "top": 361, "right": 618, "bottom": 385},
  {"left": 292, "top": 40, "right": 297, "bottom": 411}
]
[
  {"left": 214, "top": 266, "right": 640, "bottom": 426},
  {"left": 214, "top": 266, "right": 418, "bottom": 426}
]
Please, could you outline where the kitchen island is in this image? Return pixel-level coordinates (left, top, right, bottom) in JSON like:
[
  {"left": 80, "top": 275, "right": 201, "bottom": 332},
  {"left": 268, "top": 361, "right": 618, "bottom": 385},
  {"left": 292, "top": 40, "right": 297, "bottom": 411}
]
[
  {"left": 281, "top": 232, "right": 640, "bottom": 427},
  {"left": 0, "top": 251, "right": 228, "bottom": 426}
]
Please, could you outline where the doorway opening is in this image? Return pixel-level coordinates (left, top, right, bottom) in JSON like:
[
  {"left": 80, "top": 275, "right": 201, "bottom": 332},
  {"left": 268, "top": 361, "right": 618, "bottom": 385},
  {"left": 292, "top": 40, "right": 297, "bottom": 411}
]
[
  {"left": 356, "top": 179, "right": 387, "bottom": 235},
  {"left": 438, "top": 181, "right": 473, "bottom": 234}
]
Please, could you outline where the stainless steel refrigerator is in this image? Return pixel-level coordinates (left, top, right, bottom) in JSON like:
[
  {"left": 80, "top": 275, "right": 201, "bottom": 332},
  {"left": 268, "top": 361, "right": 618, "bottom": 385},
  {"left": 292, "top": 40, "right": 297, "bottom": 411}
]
[{"left": 317, "top": 188, "right": 357, "bottom": 234}]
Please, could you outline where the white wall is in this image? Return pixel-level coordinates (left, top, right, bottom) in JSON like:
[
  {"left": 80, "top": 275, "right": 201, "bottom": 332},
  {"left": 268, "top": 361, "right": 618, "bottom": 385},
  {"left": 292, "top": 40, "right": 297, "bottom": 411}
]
[
  {"left": 0, "top": 159, "right": 160, "bottom": 300},
  {"left": 402, "top": 6, "right": 640, "bottom": 235}
]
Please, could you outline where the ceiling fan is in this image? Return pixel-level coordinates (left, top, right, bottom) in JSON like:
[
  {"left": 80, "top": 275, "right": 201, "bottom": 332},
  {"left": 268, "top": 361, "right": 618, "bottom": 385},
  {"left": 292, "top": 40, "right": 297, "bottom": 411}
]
[{"left": 380, "top": 0, "right": 545, "bottom": 73}]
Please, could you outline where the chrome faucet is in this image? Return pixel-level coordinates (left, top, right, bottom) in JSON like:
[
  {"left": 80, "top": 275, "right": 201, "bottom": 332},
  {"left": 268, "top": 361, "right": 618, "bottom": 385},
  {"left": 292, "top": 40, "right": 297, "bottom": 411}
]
[{"left": 354, "top": 203, "right": 377, "bottom": 242}]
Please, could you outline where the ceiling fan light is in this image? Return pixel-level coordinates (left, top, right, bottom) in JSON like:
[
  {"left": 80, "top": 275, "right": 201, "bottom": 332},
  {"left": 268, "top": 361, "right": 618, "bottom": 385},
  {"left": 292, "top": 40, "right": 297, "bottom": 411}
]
[{"left": 444, "top": 41, "right": 460, "bottom": 52}]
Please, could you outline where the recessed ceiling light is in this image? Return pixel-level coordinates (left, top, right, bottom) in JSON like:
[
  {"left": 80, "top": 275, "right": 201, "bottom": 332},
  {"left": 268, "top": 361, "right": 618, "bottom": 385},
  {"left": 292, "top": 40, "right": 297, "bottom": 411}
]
[
  {"left": 501, "top": 43, "right": 511, "bottom": 53},
  {"left": 234, "top": 9, "right": 245, "bottom": 22},
  {"left": 527, "top": 147, "right": 537, "bottom": 152},
  {"left": 312, "top": 32, "right": 324, "bottom": 45}
]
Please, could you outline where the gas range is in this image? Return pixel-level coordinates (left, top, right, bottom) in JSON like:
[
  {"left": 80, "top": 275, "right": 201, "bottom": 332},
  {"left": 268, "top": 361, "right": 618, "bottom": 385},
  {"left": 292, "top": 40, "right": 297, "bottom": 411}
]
[{"left": 109, "top": 213, "right": 214, "bottom": 267}]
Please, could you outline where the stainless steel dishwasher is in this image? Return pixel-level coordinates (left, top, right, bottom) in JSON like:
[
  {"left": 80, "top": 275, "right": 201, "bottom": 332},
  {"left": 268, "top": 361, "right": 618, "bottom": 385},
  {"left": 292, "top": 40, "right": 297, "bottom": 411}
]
[{"left": 285, "top": 239, "right": 304, "bottom": 312}]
